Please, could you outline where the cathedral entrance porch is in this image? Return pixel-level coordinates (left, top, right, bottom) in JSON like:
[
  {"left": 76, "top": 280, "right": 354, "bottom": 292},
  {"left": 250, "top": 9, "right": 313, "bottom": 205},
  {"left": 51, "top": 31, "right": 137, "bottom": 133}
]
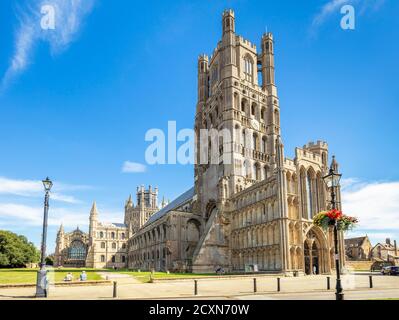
[{"left": 303, "top": 227, "right": 330, "bottom": 275}]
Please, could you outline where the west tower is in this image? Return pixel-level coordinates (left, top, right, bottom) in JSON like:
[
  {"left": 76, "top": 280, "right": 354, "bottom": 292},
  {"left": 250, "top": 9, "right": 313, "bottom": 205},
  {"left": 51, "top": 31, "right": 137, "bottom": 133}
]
[
  {"left": 192, "top": 9, "right": 283, "bottom": 271},
  {"left": 194, "top": 9, "right": 282, "bottom": 221}
]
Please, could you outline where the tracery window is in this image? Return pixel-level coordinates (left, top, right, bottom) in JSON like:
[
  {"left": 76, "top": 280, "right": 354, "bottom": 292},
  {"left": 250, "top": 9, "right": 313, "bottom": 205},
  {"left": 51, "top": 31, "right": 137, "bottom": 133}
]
[
  {"left": 68, "top": 240, "right": 86, "bottom": 260},
  {"left": 306, "top": 172, "right": 313, "bottom": 218},
  {"left": 244, "top": 56, "right": 253, "bottom": 82}
]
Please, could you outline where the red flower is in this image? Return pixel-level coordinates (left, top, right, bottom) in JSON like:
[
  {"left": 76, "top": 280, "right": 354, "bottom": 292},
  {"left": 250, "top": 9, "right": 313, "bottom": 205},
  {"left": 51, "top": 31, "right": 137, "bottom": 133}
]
[{"left": 327, "top": 209, "right": 342, "bottom": 220}]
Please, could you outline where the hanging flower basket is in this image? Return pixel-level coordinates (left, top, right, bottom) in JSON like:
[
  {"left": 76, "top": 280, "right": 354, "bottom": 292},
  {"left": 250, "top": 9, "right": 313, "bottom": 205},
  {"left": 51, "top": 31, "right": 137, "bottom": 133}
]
[{"left": 313, "top": 209, "right": 358, "bottom": 232}]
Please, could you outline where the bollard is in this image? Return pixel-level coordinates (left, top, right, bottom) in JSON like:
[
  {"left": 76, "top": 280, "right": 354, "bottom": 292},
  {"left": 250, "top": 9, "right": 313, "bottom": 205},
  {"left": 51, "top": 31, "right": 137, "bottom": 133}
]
[
  {"left": 327, "top": 276, "right": 331, "bottom": 290},
  {"left": 113, "top": 281, "right": 117, "bottom": 298},
  {"left": 369, "top": 275, "right": 373, "bottom": 288},
  {"left": 194, "top": 280, "right": 198, "bottom": 295},
  {"left": 277, "top": 277, "right": 281, "bottom": 292},
  {"left": 253, "top": 278, "right": 257, "bottom": 293}
]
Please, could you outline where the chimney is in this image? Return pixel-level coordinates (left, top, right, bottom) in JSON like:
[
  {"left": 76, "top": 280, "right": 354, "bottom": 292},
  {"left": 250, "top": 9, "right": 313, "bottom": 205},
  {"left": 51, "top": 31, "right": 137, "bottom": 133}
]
[
  {"left": 395, "top": 240, "right": 398, "bottom": 256},
  {"left": 386, "top": 238, "right": 391, "bottom": 246}
]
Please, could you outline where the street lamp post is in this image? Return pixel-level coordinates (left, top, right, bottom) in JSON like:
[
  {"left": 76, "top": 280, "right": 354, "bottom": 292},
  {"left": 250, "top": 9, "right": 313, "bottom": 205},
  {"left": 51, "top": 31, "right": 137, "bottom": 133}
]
[
  {"left": 36, "top": 177, "right": 53, "bottom": 298},
  {"left": 322, "top": 157, "right": 344, "bottom": 301}
]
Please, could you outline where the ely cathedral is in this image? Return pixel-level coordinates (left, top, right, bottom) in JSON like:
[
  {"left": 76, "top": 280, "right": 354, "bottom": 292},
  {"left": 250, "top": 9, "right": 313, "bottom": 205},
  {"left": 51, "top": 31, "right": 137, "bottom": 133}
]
[{"left": 55, "top": 10, "right": 345, "bottom": 275}]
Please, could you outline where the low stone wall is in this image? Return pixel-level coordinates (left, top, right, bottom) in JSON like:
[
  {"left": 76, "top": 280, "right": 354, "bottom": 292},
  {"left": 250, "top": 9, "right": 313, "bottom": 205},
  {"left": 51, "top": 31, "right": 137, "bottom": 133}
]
[
  {"left": 0, "top": 280, "right": 111, "bottom": 289},
  {"left": 151, "top": 272, "right": 284, "bottom": 282},
  {"left": 345, "top": 260, "right": 373, "bottom": 271}
]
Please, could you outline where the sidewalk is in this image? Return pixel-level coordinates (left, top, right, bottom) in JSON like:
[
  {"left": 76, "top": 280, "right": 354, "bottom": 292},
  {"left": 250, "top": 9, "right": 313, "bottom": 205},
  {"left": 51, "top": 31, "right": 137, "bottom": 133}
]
[{"left": 0, "top": 274, "right": 398, "bottom": 300}]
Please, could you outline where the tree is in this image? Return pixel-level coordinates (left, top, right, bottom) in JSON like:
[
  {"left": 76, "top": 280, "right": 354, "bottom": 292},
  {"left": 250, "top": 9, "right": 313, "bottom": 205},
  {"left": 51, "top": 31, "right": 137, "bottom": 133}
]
[
  {"left": 45, "top": 254, "right": 54, "bottom": 266},
  {"left": 0, "top": 230, "right": 40, "bottom": 268}
]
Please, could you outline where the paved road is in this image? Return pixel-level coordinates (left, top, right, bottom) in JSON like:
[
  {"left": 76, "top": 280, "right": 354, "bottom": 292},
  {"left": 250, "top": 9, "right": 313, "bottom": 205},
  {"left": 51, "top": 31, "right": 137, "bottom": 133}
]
[
  {"left": 0, "top": 273, "right": 398, "bottom": 300},
  {"left": 178, "top": 289, "right": 399, "bottom": 300}
]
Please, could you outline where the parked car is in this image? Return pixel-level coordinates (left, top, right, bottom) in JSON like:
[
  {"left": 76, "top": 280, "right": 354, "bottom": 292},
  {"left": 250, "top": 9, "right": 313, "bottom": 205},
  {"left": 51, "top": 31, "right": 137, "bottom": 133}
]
[
  {"left": 381, "top": 266, "right": 391, "bottom": 275},
  {"left": 389, "top": 266, "right": 399, "bottom": 275},
  {"left": 381, "top": 266, "right": 399, "bottom": 275}
]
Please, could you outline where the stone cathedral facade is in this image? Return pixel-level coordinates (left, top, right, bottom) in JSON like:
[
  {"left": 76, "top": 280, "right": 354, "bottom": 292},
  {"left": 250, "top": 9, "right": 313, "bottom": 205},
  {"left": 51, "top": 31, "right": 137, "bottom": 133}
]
[{"left": 55, "top": 10, "right": 345, "bottom": 275}]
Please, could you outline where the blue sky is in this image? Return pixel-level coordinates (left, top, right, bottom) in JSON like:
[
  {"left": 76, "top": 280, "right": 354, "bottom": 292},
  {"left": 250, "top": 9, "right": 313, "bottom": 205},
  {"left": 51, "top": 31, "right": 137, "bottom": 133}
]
[{"left": 0, "top": 0, "right": 398, "bottom": 252}]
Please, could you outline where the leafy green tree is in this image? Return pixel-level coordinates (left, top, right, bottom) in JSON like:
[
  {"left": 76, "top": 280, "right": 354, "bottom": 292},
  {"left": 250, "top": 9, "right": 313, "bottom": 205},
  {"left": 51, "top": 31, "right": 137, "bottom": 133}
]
[
  {"left": 45, "top": 254, "right": 54, "bottom": 266},
  {"left": 0, "top": 230, "right": 40, "bottom": 268}
]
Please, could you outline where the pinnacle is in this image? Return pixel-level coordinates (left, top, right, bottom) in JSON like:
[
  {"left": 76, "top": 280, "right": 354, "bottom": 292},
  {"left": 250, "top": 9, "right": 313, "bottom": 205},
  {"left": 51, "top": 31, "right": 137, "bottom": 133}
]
[{"left": 90, "top": 201, "right": 98, "bottom": 215}]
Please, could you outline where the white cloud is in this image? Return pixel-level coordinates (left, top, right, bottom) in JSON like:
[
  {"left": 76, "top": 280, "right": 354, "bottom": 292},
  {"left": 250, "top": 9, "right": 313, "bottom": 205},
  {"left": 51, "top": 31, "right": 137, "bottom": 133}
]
[
  {"left": 1, "top": 0, "right": 96, "bottom": 91},
  {"left": 0, "top": 202, "right": 88, "bottom": 227},
  {"left": 0, "top": 176, "right": 86, "bottom": 204},
  {"left": 0, "top": 176, "right": 42, "bottom": 196},
  {"left": 122, "top": 161, "right": 147, "bottom": 173},
  {"left": 42, "top": 0, "right": 96, "bottom": 54},
  {"left": 342, "top": 178, "right": 399, "bottom": 243},
  {"left": 0, "top": 202, "right": 122, "bottom": 230},
  {"left": 1, "top": 21, "right": 36, "bottom": 89},
  {"left": 312, "top": 0, "right": 350, "bottom": 28}
]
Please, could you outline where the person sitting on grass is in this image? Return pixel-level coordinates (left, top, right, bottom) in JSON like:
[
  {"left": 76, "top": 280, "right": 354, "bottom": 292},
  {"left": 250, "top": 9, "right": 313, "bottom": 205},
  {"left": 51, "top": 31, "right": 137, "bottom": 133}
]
[
  {"left": 80, "top": 271, "right": 87, "bottom": 281},
  {"left": 63, "top": 272, "right": 73, "bottom": 282}
]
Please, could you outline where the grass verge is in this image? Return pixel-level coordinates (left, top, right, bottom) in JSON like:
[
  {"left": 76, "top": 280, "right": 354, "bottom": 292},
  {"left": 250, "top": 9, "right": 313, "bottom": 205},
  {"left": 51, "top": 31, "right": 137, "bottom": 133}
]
[{"left": 0, "top": 268, "right": 103, "bottom": 284}]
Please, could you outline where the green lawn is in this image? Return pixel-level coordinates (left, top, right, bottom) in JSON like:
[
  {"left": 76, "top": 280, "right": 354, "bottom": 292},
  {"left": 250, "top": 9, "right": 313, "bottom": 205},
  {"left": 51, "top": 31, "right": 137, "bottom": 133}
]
[
  {"left": 115, "top": 270, "right": 226, "bottom": 283},
  {"left": 0, "top": 268, "right": 103, "bottom": 285}
]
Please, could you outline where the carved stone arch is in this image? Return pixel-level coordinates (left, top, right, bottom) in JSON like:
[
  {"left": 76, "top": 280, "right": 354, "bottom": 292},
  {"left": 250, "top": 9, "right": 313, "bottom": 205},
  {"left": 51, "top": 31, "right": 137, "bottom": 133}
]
[
  {"left": 303, "top": 226, "right": 329, "bottom": 275},
  {"left": 307, "top": 166, "right": 316, "bottom": 179},
  {"left": 303, "top": 225, "right": 328, "bottom": 244},
  {"left": 205, "top": 200, "right": 217, "bottom": 221}
]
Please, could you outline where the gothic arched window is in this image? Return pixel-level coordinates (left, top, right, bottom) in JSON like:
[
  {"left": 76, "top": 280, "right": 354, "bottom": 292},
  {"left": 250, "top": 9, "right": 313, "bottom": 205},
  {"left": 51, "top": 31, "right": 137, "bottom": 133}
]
[
  {"left": 243, "top": 160, "right": 251, "bottom": 178},
  {"left": 252, "top": 133, "right": 258, "bottom": 150},
  {"left": 241, "top": 98, "right": 248, "bottom": 114},
  {"left": 244, "top": 56, "right": 254, "bottom": 82},
  {"left": 261, "top": 107, "right": 266, "bottom": 121},
  {"left": 261, "top": 136, "right": 267, "bottom": 153},
  {"left": 251, "top": 104, "right": 256, "bottom": 116},
  {"left": 242, "top": 130, "right": 246, "bottom": 147},
  {"left": 274, "top": 109, "right": 280, "bottom": 126},
  {"left": 300, "top": 168, "right": 307, "bottom": 219},
  {"left": 306, "top": 172, "right": 313, "bottom": 218},
  {"left": 264, "top": 166, "right": 269, "bottom": 180},
  {"left": 234, "top": 93, "right": 239, "bottom": 110},
  {"left": 68, "top": 240, "right": 86, "bottom": 260}
]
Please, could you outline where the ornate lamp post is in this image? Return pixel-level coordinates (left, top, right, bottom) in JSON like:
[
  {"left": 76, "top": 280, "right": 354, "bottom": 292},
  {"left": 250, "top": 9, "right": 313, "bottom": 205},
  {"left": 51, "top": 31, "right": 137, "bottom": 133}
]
[
  {"left": 36, "top": 177, "right": 53, "bottom": 298},
  {"left": 322, "top": 157, "right": 344, "bottom": 301}
]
